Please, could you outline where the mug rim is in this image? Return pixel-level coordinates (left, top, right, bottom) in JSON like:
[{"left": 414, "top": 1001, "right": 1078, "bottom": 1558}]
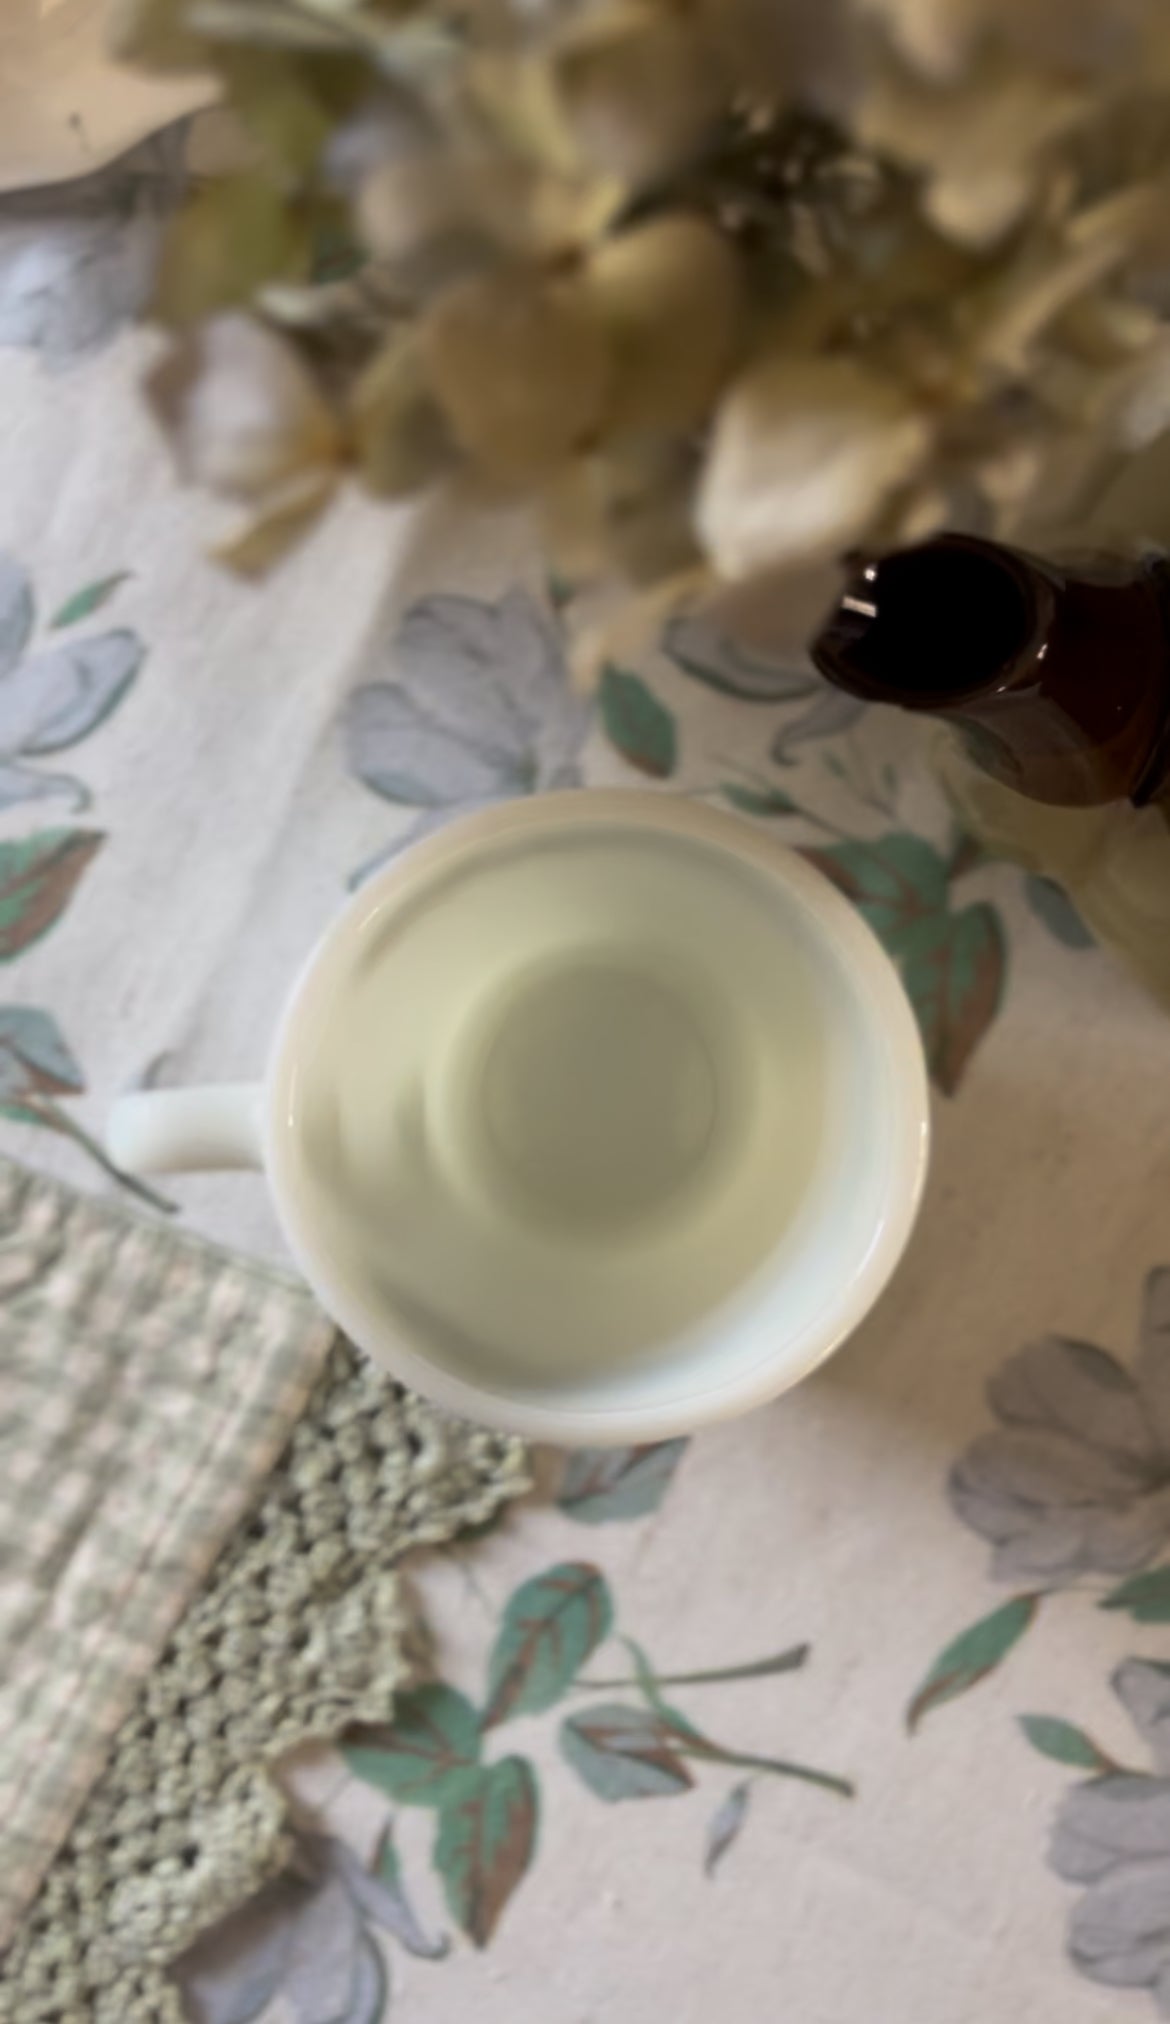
[{"left": 263, "top": 790, "right": 930, "bottom": 1442}]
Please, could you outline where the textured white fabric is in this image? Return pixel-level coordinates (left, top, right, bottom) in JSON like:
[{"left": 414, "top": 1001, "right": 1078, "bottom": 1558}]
[{"left": 5, "top": 134, "right": 1170, "bottom": 2024}]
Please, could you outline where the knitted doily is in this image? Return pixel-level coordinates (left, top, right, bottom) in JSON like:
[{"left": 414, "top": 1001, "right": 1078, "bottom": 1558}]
[{"left": 0, "top": 1338, "right": 528, "bottom": 2024}]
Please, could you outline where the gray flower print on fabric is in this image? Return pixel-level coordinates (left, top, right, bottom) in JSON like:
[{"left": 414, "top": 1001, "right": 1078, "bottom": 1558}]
[
  {"left": 177, "top": 1830, "right": 445, "bottom": 2024},
  {"left": 1052, "top": 1660, "right": 1170, "bottom": 2015},
  {"left": 661, "top": 611, "right": 818, "bottom": 703},
  {"left": 0, "top": 128, "right": 187, "bottom": 366},
  {"left": 950, "top": 1270, "right": 1170, "bottom": 1583},
  {"left": 0, "top": 553, "right": 144, "bottom": 812},
  {"left": 770, "top": 681, "right": 867, "bottom": 763},
  {"left": 344, "top": 586, "right": 591, "bottom": 881},
  {"left": 659, "top": 608, "right": 865, "bottom": 759}
]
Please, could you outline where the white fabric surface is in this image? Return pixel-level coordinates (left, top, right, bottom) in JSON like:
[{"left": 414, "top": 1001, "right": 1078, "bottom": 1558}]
[{"left": 4, "top": 175, "right": 1170, "bottom": 2024}]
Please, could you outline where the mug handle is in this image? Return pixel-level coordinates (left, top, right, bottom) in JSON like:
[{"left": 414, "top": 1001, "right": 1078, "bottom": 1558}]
[{"left": 107, "top": 1084, "right": 264, "bottom": 1174}]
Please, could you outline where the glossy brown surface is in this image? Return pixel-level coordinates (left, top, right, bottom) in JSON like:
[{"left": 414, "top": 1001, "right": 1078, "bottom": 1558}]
[{"left": 811, "top": 534, "right": 1170, "bottom": 808}]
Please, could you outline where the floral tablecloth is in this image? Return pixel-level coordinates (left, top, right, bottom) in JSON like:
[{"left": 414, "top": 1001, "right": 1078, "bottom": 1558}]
[{"left": 7, "top": 132, "right": 1170, "bottom": 2024}]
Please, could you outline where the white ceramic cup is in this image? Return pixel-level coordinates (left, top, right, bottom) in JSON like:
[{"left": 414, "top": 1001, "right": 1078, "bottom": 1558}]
[{"left": 107, "top": 791, "right": 929, "bottom": 1442}]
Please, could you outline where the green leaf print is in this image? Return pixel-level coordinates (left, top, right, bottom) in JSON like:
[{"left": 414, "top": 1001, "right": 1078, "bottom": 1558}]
[
  {"left": 345, "top": 1684, "right": 481, "bottom": 1805},
  {"left": 0, "top": 1006, "right": 83, "bottom": 1099},
  {"left": 615, "top": 1635, "right": 703, "bottom": 1740},
  {"left": 616, "top": 1638, "right": 851, "bottom": 1795},
  {"left": 804, "top": 833, "right": 1007, "bottom": 1093},
  {"left": 907, "top": 1594, "right": 1041, "bottom": 1731},
  {"left": 0, "top": 829, "right": 103, "bottom": 958},
  {"left": 720, "top": 783, "right": 799, "bottom": 818},
  {"left": 1024, "top": 874, "right": 1094, "bottom": 950},
  {"left": 560, "top": 1704, "right": 695, "bottom": 1801},
  {"left": 49, "top": 572, "right": 131, "bottom": 629},
  {"left": 1100, "top": 1566, "right": 1170, "bottom": 1622},
  {"left": 0, "top": 1007, "right": 175, "bottom": 1214},
  {"left": 804, "top": 833, "right": 949, "bottom": 951},
  {"left": 662, "top": 614, "right": 814, "bottom": 703},
  {"left": 433, "top": 1756, "right": 538, "bottom": 1947},
  {"left": 600, "top": 665, "right": 677, "bottom": 778},
  {"left": 899, "top": 902, "right": 1007, "bottom": 1096},
  {"left": 557, "top": 1442, "right": 689, "bottom": 1524},
  {"left": 1018, "top": 1715, "right": 1116, "bottom": 1772},
  {"left": 581, "top": 1635, "right": 810, "bottom": 1693},
  {"left": 704, "top": 1782, "right": 751, "bottom": 1876},
  {"left": 482, "top": 1562, "right": 613, "bottom": 1728}
]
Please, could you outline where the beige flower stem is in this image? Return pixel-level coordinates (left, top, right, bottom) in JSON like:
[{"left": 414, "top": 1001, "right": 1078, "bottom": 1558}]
[{"left": 27, "top": 1094, "right": 177, "bottom": 1215}]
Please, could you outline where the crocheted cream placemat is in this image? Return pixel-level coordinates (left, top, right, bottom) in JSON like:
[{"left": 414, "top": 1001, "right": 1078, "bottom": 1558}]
[
  {"left": 0, "top": 1340, "right": 527, "bottom": 2024},
  {"left": 0, "top": 1156, "right": 336, "bottom": 1952},
  {"left": 0, "top": 1158, "right": 528, "bottom": 2023}
]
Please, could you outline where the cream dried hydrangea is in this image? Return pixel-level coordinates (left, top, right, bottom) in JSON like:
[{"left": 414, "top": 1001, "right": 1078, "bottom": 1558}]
[{"left": 112, "top": 0, "right": 1170, "bottom": 632}]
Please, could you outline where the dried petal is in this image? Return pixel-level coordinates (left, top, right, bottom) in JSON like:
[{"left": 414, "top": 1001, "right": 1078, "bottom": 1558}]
[
  {"left": 324, "top": 88, "right": 436, "bottom": 196},
  {"left": 212, "top": 48, "right": 337, "bottom": 183},
  {"left": 856, "top": 51, "right": 1091, "bottom": 247},
  {"left": 885, "top": 483, "right": 951, "bottom": 545},
  {"left": 605, "top": 468, "right": 701, "bottom": 583},
  {"left": 543, "top": 441, "right": 701, "bottom": 586},
  {"left": 855, "top": 0, "right": 983, "bottom": 85},
  {"left": 184, "top": 0, "right": 372, "bottom": 54},
  {"left": 468, "top": 50, "right": 583, "bottom": 181},
  {"left": 151, "top": 168, "right": 308, "bottom": 326},
  {"left": 147, "top": 311, "right": 341, "bottom": 500},
  {"left": 700, "top": 560, "right": 845, "bottom": 665},
  {"left": 1057, "top": 296, "right": 1162, "bottom": 370},
  {"left": 1085, "top": 428, "right": 1170, "bottom": 551},
  {"left": 697, "top": 355, "right": 933, "bottom": 579},
  {"left": 694, "top": 0, "right": 849, "bottom": 105},
  {"left": 349, "top": 330, "right": 454, "bottom": 495},
  {"left": 116, "top": 0, "right": 1170, "bottom": 596},
  {"left": 990, "top": 330, "right": 1170, "bottom": 547},
  {"left": 567, "top": 566, "right": 711, "bottom": 690},
  {"left": 1113, "top": 333, "right": 1170, "bottom": 451},
  {"left": 209, "top": 465, "right": 337, "bottom": 573},
  {"left": 356, "top": 154, "right": 492, "bottom": 294},
  {"left": 969, "top": 187, "right": 1170, "bottom": 377},
  {"left": 357, "top": 153, "right": 465, "bottom": 263},
  {"left": 586, "top": 217, "right": 742, "bottom": 440},
  {"left": 550, "top": 3, "right": 724, "bottom": 187},
  {"left": 107, "top": 0, "right": 208, "bottom": 72},
  {"left": 972, "top": 250, "right": 1133, "bottom": 381},
  {"left": 465, "top": 55, "right": 626, "bottom": 255},
  {"left": 521, "top": 169, "right": 626, "bottom": 264},
  {"left": 420, "top": 268, "right": 610, "bottom": 483},
  {"left": 857, "top": 0, "right": 1156, "bottom": 88},
  {"left": 541, "top": 461, "right": 611, "bottom": 582}
]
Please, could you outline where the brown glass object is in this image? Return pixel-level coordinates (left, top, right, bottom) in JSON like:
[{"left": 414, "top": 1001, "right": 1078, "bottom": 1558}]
[{"left": 810, "top": 533, "right": 1170, "bottom": 808}]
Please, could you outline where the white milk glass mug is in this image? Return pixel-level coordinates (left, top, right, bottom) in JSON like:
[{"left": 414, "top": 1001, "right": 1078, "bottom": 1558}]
[{"left": 108, "top": 792, "right": 929, "bottom": 1442}]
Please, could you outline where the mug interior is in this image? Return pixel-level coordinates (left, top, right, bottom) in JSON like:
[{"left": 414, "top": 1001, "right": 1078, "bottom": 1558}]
[{"left": 264, "top": 793, "right": 928, "bottom": 1441}]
